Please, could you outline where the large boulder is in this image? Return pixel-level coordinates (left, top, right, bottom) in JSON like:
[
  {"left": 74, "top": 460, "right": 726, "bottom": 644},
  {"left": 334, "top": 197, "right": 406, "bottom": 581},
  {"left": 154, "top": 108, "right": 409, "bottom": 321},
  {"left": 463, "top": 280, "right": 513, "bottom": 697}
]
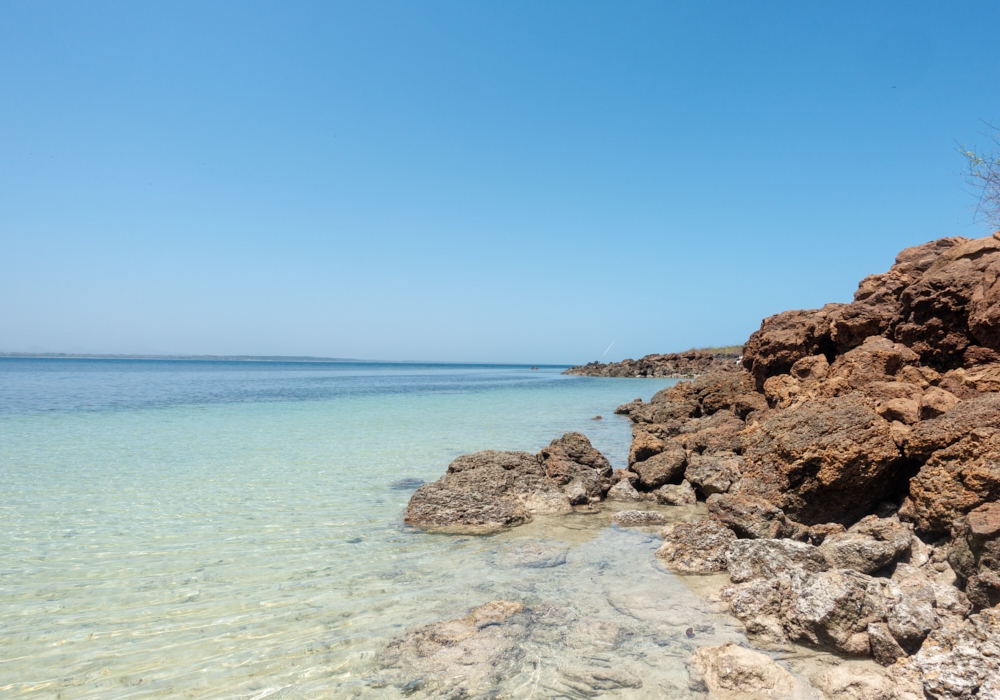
[
  {"left": 901, "top": 431, "right": 1000, "bottom": 534},
  {"left": 405, "top": 450, "right": 567, "bottom": 533},
  {"left": 707, "top": 493, "right": 795, "bottom": 540},
  {"left": 686, "top": 451, "right": 744, "bottom": 496},
  {"left": 631, "top": 442, "right": 686, "bottom": 489},
  {"left": 740, "top": 393, "right": 906, "bottom": 525}
]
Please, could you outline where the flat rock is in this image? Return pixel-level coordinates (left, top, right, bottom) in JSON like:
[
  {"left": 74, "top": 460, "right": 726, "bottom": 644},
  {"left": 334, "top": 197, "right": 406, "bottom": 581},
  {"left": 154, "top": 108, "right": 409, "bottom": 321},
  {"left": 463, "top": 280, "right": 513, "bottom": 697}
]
[{"left": 613, "top": 509, "right": 666, "bottom": 527}]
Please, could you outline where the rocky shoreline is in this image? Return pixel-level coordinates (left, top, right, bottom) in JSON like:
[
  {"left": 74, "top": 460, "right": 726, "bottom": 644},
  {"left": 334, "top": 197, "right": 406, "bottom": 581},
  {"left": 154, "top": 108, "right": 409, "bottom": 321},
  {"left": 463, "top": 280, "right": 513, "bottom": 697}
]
[
  {"left": 563, "top": 349, "right": 743, "bottom": 378},
  {"left": 397, "top": 233, "right": 1000, "bottom": 699}
]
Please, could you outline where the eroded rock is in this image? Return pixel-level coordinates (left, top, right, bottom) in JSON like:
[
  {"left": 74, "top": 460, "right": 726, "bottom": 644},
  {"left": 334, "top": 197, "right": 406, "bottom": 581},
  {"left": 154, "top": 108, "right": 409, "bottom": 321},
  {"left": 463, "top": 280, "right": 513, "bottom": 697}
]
[{"left": 656, "top": 519, "right": 737, "bottom": 574}]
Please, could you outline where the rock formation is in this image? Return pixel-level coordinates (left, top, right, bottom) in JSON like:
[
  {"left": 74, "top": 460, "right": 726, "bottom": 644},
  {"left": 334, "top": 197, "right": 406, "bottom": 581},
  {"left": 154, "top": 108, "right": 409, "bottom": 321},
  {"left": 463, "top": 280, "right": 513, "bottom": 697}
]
[
  {"left": 564, "top": 348, "right": 742, "bottom": 378},
  {"left": 404, "top": 432, "right": 611, "bottom": 533}
]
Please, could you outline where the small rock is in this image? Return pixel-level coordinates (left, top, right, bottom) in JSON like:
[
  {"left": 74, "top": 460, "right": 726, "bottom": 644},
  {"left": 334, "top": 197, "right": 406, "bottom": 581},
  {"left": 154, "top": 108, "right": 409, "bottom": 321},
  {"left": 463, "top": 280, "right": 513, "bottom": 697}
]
[
  {"left": 606, "top": 478, "right": 642, "bottom": 501},
  {"left": 655, "top": 480, "right": 697, "bottom": 506},
  {"left": 867, "top": 622, "right": 907, "bottom": 666},
  {"left": 688, "top": 643, "right": 803, "bottom": 700},
  {"left": 613, "top": 510, "right": 666, "bottom": 527}
]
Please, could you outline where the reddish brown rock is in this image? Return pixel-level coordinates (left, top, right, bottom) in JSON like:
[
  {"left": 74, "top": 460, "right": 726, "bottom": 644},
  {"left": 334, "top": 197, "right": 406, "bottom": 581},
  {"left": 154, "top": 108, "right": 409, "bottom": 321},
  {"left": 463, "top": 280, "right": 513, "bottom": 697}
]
[
  {"left": 539, "top": 432, "right": 613, "bottom": 501},
  {"left": 740, "top": 393, "right": 906, "bottom": 525},
  {"left": 904, "top": 392, "right": 1000, "bottom": 460},
  {"left": 631, "top": 442, "right": 686, "bottom": 489},
  {"left": 918, "top": 386, "right": 960, "bottom": 420},
  {"left": 627, "top": 431, "right": 665, "bottom": 466},
  {"left": 743, "top": 304, "right": 844, "bottom": 389}
]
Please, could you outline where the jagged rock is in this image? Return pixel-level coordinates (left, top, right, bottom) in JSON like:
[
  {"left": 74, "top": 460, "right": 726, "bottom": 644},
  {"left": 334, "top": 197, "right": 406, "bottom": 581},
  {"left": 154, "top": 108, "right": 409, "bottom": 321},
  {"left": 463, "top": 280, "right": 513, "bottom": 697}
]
[
  {"left": 725, "top": 538, "right": 828, "bottom": 584},
  {"left": 902, "top": 430, "right": 1000, "bottom": 534},
  {"left": 911, "top": 607, "right": 1000, "bottom": 700},
  {"left": 887, "top": 590, "right": 937, "bottom": 653},
  {"left": 817, "top": 515, "right": 914, "bottom": 574},
  {"left": 539, "top": 432, "right": 613, "bottom": 500},
  {"left": 919, "top": 386, "right": 961, "bottom": 419},
  {"left": 948, "top": 501, "right": 1000, "bottom": 609},
  {"left": 656, "top": 519, "right": 737, "bottom": 574},
  {"left": 564, "top": 349, "right": 741, "bottom": 378},
  {"left": 632, "top": 442, "right": 686, "bottom": 489},
  {"left": 605, "top": 478, "right": 642, "bottom": 501},
  {"left": 789, "top": 569, "right": 888, "bottom": 656},
  {"left": 743, "top": 304, "right": 844, "bottom": 389},
  {"left": 904, "top": 392, "right": 1000, "bottom": 459},
  {"left": 740, "top": 392, "right": 906, "bottom": 525},
  {"left": 686, "top": 451, "right": 743, "bottom": 496},
  {"left": 867, "top": 622, "right": 907, "bottom": 666},
  {"left": 654, "top": 480, "right": 697, "bottom": 505},
  {"left": 612, "top": 510, "right": 666, "bottom": 527},
  {"left": 827, "top": 336, "right": 921, "bottom": 389},
  {"left": 687, "top": 643, "right": 803, "bottom": 700},
  {"left": 707, "top": 493, "right": 793, "bottom": 540},
  {"left": 628, "top": 430, "right": 666, "bottom": 465},
  {"left": 674, "top": 411, "right": 747, "bottom": 454},
  {"left": 614, "top": 398, "right": 643, "bottom": 414}
]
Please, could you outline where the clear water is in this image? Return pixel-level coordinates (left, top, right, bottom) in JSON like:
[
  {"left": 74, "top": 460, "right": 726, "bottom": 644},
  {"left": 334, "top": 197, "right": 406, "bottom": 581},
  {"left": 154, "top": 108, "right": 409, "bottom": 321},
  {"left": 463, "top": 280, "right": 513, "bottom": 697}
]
[{"left": 0, "top": 359, "right": 745, "bottom": 698}]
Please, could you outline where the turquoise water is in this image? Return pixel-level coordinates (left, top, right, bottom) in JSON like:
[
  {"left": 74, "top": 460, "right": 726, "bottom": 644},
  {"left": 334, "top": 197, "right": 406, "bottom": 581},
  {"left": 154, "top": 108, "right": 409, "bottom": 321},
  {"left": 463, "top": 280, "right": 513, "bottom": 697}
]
[{"left": 1, "top": 359, "right": 744, "bottom": 698}]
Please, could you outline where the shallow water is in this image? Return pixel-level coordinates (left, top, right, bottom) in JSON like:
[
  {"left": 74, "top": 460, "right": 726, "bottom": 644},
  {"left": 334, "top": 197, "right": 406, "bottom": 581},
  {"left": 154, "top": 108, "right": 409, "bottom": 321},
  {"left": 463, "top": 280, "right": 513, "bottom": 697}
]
[{"left": 0, "top": 359, "right": 746, "bottom": 698}]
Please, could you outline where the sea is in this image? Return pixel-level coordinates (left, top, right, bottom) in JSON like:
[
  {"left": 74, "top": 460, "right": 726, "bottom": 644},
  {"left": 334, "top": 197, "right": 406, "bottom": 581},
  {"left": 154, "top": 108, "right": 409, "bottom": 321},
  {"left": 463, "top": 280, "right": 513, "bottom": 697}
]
[{"left": 0, "top": 358, "right": 747, "bottom": 699}]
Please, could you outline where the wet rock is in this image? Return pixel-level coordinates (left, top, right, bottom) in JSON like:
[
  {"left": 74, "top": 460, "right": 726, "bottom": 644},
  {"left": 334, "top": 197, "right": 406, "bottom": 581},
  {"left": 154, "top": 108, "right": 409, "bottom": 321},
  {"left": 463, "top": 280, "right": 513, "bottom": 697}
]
[
  {"left": 685, "top": 451, "right": 744, "bottom": 496},
  {"left": 740, "top": 392, "right": 906, "bottom": 525},
  {"left": 725, "top": 538, "right": 828, "bottom": 584},
  {"left": 557, "top": 665, "right": 642, "bottom": 694},
  {"left": 494, "top": 542, "right": 568, "bottom": 569},
  {"left": 613, "top": 510, "right": 666, "bottom": 527},
  {"left": 656, "top": 519, "right": 737, "bottom": 574},
  {"left": 654, "top": 480, "right": 697, "bottom": 506},
  {"left": 405, "top": 450, "right": 568, "bottom": 533},
  {"left": 911, "top": 607, "right": 1000, "bottom": 700},
  {"left": 687, "top": 643, "right": 803, "bottom": 700},
  {"left": 707, "top": 493, "right": 793, "bottom": 540},
  {"left": 605, "top": 478, "right": 642, "bottom": 501},
  {"left": 811, "top": 660, "right": 925, "bottom": 700},
  {"left": 631, "top": 441, "right": 686, "bottom": 489},
  {"left": 817, "top": 515, "right": 914, "bottom": 574},
  {"left": 376, "top": 600, "right": 528, "bottom": 697}
]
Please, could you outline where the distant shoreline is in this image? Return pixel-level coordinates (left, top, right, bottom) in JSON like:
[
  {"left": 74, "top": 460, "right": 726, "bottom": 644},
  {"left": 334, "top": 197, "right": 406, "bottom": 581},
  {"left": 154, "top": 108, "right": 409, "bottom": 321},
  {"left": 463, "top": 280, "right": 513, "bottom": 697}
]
[{"left": 0, "top": 353, "right": 570, "bottom": 367}]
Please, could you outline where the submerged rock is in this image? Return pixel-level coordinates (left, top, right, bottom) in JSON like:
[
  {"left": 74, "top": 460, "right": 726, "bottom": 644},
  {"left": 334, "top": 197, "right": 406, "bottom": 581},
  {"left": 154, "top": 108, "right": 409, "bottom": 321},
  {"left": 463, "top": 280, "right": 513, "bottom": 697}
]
[
  {"left": 688, "top": 643, "right": 807, "bottom": 700},
  {"left": 613, "top": 509, "right": 666, "bottom": 527}
]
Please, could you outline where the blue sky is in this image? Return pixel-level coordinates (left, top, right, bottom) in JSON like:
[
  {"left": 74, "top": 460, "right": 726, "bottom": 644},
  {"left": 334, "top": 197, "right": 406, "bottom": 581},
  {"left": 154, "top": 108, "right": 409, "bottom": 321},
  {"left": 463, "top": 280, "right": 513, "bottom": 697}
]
[{"left": 2, "top": 1, "right": 999, "bottom": 363}]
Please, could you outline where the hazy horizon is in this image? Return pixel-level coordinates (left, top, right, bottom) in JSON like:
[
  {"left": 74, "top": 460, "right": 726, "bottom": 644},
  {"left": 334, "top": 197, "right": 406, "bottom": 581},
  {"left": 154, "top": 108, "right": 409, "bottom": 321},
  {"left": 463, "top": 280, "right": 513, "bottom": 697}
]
[{"left": 3, "top": 1, "right": 999, "bottom": 364}]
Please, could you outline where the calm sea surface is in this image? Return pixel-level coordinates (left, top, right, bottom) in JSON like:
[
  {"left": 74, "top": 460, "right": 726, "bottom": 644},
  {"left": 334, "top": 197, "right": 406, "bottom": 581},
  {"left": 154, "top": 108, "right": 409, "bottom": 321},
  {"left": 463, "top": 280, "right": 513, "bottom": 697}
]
[{"left": 0, "top": 359, "right": 745, "bottom": 698}]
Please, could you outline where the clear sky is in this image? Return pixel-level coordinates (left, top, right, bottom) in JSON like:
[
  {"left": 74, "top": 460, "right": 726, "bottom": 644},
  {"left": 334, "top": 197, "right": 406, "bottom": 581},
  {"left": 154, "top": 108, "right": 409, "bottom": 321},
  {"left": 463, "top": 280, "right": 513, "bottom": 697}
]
[{"left": 2, "top": 1, "right": 999, "bottom": 364}]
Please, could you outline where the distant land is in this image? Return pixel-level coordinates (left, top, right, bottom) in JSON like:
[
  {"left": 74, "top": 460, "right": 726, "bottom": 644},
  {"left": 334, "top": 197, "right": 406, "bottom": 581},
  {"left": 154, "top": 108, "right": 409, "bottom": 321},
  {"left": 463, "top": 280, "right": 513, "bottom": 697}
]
[{"left": 0, "top": 353, "right": 570, "bottom": 366}]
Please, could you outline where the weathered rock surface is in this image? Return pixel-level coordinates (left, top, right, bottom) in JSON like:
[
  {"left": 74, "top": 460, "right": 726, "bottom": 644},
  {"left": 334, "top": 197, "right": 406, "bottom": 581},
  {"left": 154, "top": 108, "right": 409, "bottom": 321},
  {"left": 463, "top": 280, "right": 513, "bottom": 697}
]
[
  {"left": 725, "top": 538, "right": 828, "bottom": 584},
  {"left": 810, "top": 660, "right": 924, "bottom": 700},
  {"left": 565, "top": 349, "right": 742, "bottom": 378},
  {"left": 948, "top": 501, "right": 1000, "bottom": 609},
  {"left": 406, "top": 433, "right": 611, "bottom": 533},
  {"left": 612, "top": 509, "right": 666, "bottom": 527},
  {"left": 911, "top": 607, "right": 1000, "bottom": 700},
  {"left": 817, "top": 515, "right": 914, "bottom": 574},
  {"left": 631, "top": 441, "right": 686, "bottom": 489},
  {"left": 656, "top": 519, "right": 737, "bottom": 574},
  {"left": 686, "top": 451, "right": 744, "bottom": 496},
  {"left": 740, "top": 393, "right": 906, "bottom": 525},
  {"left": 687, "top": 643, "right": 805, "bottom": 700},
  {"left": 605, "top": 477, "right": 642, "bottom": 501},
  {"left": 655, "top": 480, "right": 697, "bottom": 505}
]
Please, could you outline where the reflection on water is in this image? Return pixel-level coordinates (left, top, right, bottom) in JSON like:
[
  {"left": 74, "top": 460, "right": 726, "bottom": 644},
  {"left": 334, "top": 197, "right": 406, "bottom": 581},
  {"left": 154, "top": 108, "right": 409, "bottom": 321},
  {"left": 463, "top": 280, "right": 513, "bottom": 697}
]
[{"left": 0, "top": 360, "right": 746, "bottom": 698}]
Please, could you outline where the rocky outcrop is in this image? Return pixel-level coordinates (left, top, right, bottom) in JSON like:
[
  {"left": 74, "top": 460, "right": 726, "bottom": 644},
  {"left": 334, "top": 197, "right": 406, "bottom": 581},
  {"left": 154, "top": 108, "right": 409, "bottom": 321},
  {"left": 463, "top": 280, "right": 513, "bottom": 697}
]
[
  {"left": 405, "top": 433, "right": 611, "bottom": 533},
  {"left": 911, "top": 607, "right": 1000, "bottom": 700},
  {"left": 565, "top": 348, "right": 742, "bottom": 378}
]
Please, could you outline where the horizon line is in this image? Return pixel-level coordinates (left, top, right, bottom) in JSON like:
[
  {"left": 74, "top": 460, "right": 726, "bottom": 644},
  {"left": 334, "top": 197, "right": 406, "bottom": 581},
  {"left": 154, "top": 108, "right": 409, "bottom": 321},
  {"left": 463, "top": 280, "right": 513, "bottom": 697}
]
[{"left": 0, "top": 352, "right": 573, "bottom": 367}]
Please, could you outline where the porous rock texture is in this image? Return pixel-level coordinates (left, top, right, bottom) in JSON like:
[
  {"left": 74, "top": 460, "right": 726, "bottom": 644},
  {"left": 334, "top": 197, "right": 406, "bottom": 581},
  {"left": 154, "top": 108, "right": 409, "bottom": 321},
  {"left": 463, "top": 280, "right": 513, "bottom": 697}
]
[
  {"left": 618, "top": 233, "right": 1000, "bottom": 693},
  {"left": 687, "top": 643, "right": 807, "bottom": 700},
  {"left": 405, "top": 432, "right": 611, "bottom": 533}
]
